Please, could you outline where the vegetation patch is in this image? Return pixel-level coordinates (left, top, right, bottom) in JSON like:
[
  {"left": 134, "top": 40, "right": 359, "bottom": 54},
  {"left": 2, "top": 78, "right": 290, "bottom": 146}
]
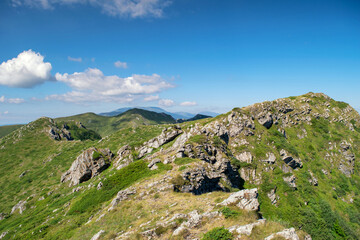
[{"left": 202, "top": 226, "right": 233, "bottom": 240}]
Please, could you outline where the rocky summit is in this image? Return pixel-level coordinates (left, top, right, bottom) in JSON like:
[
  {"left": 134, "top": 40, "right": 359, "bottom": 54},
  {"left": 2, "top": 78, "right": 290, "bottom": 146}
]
[{"left": 0, "top": 92, "right": 360, "bottom": 240}]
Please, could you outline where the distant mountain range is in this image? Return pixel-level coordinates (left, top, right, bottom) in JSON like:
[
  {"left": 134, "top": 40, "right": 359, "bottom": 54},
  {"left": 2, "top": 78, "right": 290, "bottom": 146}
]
[{"left": 99, "top": 106, "right": 219, "bottom": 120}]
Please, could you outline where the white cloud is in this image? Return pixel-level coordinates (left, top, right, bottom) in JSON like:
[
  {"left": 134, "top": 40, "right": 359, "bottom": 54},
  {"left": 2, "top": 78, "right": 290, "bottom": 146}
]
[
  {"left": 3, "top": 111, "right": 9, "bottom": 115},
  {"left": 0, "top": 96, "right": 25, "bottom": 104},
  {"left": 114, "top": 60, "right": 128, "bottom": 69},
  {"left": 50, "top": 68, "right": 174, "bottom": 103},
  {"left": 11, "top": 0, "right": 171, "bottom": 18},
  {"left": 68, "top": 56, "right": 82, "bottom": 62},
  {"left": 0, "top": 50, "right": 52, "bottom": 88},
  {"left": 144, "top": 95, "right": 159, "bottom": 101},
  {"left": 180, "top": 101, "right": 197, "bottom": 106},
  {"left": 158, "top": 98, "right": 174, "bottom": 107}
]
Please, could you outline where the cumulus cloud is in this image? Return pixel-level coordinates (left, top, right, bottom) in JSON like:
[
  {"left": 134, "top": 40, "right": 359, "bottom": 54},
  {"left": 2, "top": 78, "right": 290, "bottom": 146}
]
[
  {"left": 180, "top": 101, "right": 197, "bottom": 106},
  {"left": 0, "top": 50, "right": 52, "bottom": 88},
  {"left": 158, "top": 98, "right": 174, "bottom": 107},
  {"left": 11, "top": 0, "right": 171, "bottom": 18},
  {"left": 114, "top": 60, "right": 128, "bottom": 69},
  {"left": 50, "top": 68, "right": 174, "bottom": 103},
  {"left": 0, "top": 96, "right": 25, "bottom": 104},
  {"left": 144, "top": 95, "right": 159, "bottom": 101},
  {"left": 68, "top": 56, "right": 82, "bottom": 62}
]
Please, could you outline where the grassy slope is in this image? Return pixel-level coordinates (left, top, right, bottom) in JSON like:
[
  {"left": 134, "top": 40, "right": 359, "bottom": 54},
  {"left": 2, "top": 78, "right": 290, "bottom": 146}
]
[
  {"left": 1, "top": 93, "right": 360, "bottom": 239},
  {"left": 0, "top": 124, "right": 23, "bottom": 138},
  {"left": 55, "top": 108, "right": 176, "bottom": 137}
]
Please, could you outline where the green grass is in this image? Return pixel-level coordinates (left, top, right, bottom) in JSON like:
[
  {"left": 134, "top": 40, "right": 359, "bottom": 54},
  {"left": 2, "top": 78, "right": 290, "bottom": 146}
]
[
  {"left": 0, "top": 124, "right": 23, "bottom": 138},
  {"left": 202, "top": 226, "right": 233, "bottom": 240},
  {"left": 174, "top": 157, "right": 197, "bottom": 165}
]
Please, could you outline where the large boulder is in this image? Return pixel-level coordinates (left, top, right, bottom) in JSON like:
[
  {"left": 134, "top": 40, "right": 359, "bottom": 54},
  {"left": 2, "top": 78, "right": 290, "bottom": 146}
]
[
  {"left": 11, "top": 200, "right": 27, "bottom": 215},
  {"left": 220, "top": 188, "right": 259, "bottom": 211},
  {"left": 61, "top": 147, "right": 113, "bottom": 187}
]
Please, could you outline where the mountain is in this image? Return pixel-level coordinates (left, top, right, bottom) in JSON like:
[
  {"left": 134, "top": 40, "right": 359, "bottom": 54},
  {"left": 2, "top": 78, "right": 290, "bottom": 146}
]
[
  {"left": 99, "top": 106, "right": 219, "bottom": 120},
  {"left": 1, "top": 92, "right": 360, "bottom": 240},
  {"left": 176, "top": 114, "right": 212, "bottom": 123},
  {"left": 0, "top": 124, "right": 24, "bottom": 138},
  {"left": 56, "top": 108, "right": 176, "bottom": 137}
]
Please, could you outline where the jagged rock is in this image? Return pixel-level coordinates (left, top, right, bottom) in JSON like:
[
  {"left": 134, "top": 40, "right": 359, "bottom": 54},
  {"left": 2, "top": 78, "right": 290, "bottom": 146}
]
[
  {"left": 262, "top": 152, "right": 276, "bottom": 164},
  {"left": 11, "top": 200, "right": 27, "bottom": 214},
  {"left": 240, "top": 168, "right": 256, "bottom": 182},
  {"left": 236, "top": 152, "right": 253, "bottom": 163},
  {"left": 228, "top": 219, "right": 266, "bottom": 237},
  {"left": 173, "top": 210, "right": 203, "bottom": 236},
  {"left": 141, "top": 229, "right": 157, "bottom": 239},
  {"left": 138, "top": 126, "right": 182, "bottom": 158},
  {"left": 280, "top": 149, "right": 303, "bottom": 169},
  {"left": 97, "top": 182, "right": 103, "bottom": 190},
  {"left": 220, "top": 188, "right": 259, "bottom": 211},
  {"left": 267, "top": 187, "right": 278, "bottom": 205},
  {"left": 90, "top": 230, "right": 105, "bottom": 240},
  {"left": 0, "top": 231, "right": 8, "bottom": 239},
  {"left": 48, "top": 125, "right": 72, "bottom": 141},
  {"left": 19, "top": 170, "right": 29, "bottom": 178},
  {"left": 265, "top": 228, "right": 299, "bottom": 240},
  {"left": 176, "top": 160, "right": 242, "bottom": 195},
  {"left": 283, "top": 175, "right": 297, "bottom": 188},
  {"left": 114, "top": 145, "right": 133, "bottom": 170},
  {"left": 308, "top": 171, "right": 318, "bottom": 186},
  {"left": 257, "top": 111, "right": 273, "bottom": 129},
  {"left": 305, "top": 234, "right": 312, "bottom": 240},
  {"left": 108, "top": 187, "right": 136, "bottom": 211},
  {"left": 321, "top": 169, "right": 329, "bottom": 175},
  {"left": 61, "top": 147, "right": 113, "bottom": 187},
  {"left": 148, "top": 159, "right": 161, "bottom": 168}
]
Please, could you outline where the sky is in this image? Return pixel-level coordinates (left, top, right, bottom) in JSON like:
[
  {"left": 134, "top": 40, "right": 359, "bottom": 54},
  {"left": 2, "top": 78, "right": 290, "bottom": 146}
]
[{"left": 0, "top": 0, "right": 359, "bottom": 125}]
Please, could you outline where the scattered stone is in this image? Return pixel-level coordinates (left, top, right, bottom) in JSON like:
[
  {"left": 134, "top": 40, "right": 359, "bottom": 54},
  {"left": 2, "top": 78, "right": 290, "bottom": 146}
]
[
  {"left": 0, "top": 231, "right": 8, "bottom": 239},
  {"left": 308, "top": 171, "right": 318, "bottom": 186},
  {"left": 148, "top": 159, "right": 161, "bottom": 168},
  {"left": 61, "top": 147, "right": 113, "bottom": 187},
  {"left": 267, "top": 187, "right": 278, "bottom": 205},
  {"left": 97, "top": 182, "right": 103, "bottom": 190},
  {"left": 262, "top": 152, "right": 276, "bottom": 164},
  {"left": 108, "top": 187, "right": 136, "bottom": 211},
  {"left": 19, "top": 170, "right": 29, "bottom": 178},
  {"left": 280, "top": 149, "right": 303, "bottom": 169},
  {"left": 90, "top": 230, "right": 105, "bottom": 240},
  {"left": 265, "top": 227, "right": 299, "bottom": 240},
  {"left": 283, "top": 175, "right": 297, "bottom": 188},
  {"left": 11, "top": 200, "right": 27, "bottom": 215},
  {"left": 0, "top": 213, "right": 5, "bottom": 221},
  {"left": 220, "top": 188, "right": 259, "bottom": 211},
  {"left": 228, "top": 219, "right": 266, "bottom": 237},
  {"left": 236, "top": 152, "right": 253, "bottom": 163},
  {"left": 173, "top": 210, "right": 203, "bottom": 236}
]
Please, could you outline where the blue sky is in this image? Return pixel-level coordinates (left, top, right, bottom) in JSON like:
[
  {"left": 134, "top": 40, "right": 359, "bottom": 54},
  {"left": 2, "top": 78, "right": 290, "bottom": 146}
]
[{"left": 0, "top": 0, "right": 359, "bottom": 124}]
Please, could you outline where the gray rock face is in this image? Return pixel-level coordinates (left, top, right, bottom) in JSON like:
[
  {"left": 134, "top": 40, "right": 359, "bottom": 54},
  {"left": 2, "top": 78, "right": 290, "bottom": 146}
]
[
  {"left": 237, "top": 152, "right": 253, "bottom": 163},
  {"left": 48, "top": 124, "right": 72, "bottom": 141},
  {"left": 61, "top": 147, "right": 113, "bottom": 187},
  {"left": 228, "top": 219, "right": 266, "bottom": 237},
  {"left": 283, "top": 175, "right": 297, "bottom": 188},
  {"left": 262, "top": 152, "right": 276, "bottom": 164},
  {"left": 138, "top": 126, "right": 182, "bottom": 158},
  {"left": 114, "top": 145, "right": 133, "bottom": 170},
  {"left": 220, "top": 188, "right": 259, "bottom": 211},
  {"left": 257, "top": 111, "right": 273, "bottom": 129},
  {"left": 108, "top": 187, "right": 136, "bottom": 211},
  {"left": 265, "top": 228, "right": 300, "bottom": 240},
  {"left": 11, "top": 200, "right": 27, "bottom": 215},
  {"left": 339, "top": 144, "right": 355, "bottom": 176},
  {"left": 173, "top": 210, "right": 203, "bottom": 236},
  {"left": 280, "top": 149, "right": 303, "bottom": 169},
  {"left": 90, "top": 230, "right": 105, "bottom": 240}
]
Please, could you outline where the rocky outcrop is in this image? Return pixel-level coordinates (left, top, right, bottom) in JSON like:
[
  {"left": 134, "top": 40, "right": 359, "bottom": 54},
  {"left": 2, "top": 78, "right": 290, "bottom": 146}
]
[
  {"left": 0, "top": 231, "right": 8, "bottom": 240},
  {"left": 48, "top": 123, "right": 72, "bottom": 141},
  {"left": 236, "top": 152, "right": 253, "bottom": 163},
  {"left": 267, "top": 187, "right": 279, "bottom": 205},
  {"left": 11, "top": 200, "right": 27, "bottom": 214},
  {"left": 220, "top": 188, "right": 259, "bottom": 211},
  {"left": 108, "top": 188, "right": 136, "bottom": 211},
  {"left": 113, "top": 145, "right": 133, "bottom": 170},
  {"left": 173, "top": 210, "right": 203, "bottom": 236},
  {"left": 265, "top": 228, "right": 300, "bottom": 240},
  {"left": 262, "top": 152, "right": 276, "bottom": 164},
  {"left": 61, "top": 147, "right": 113, "bottom": 187},
  {"left": 90, "top": 230, "right": 105, "bottom": 240},
  {"left": 308, "top": 171, "right": 318, "bottom": 186},
  {"left": 280, "top": 149, "right": 303, "bottom": 169},
  {"left": 228, "top": 219, "right": 266, "bottom": 237},
  {"left": 137, "top": 126, "right": 182, "bottom": 158},
  {"left": 257, "top": 111, "right": 273, "bottom": 129},
  {"left": 283, "top": 175, "right": 297, "bottom": 188},
  {"left": 339, "top": 141, "right": 355, "bottom": 176}
]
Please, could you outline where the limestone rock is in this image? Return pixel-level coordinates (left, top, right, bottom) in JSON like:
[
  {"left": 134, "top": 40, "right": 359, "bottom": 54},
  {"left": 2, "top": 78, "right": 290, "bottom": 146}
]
[
  {"left": 220, "top": 188, "right": 259, "bottom": 211},
  {"left": 90, "top": 230, "right": 105, "bottom": 240},
  {"left": 61, "top": 147, "right": 113, "bottom": 187},
  {"left": 11, "top": 200, "right": 27, "bottom": 215},
  {"left": 108, "top": 187, "right": 136, "bottom": 211},
  {"left": 173, "top": 210, "right": 203, "bottom": 236},
  {"left": 265, "top": 228, "right": 299, "bottom": 240},
  {"left": 280, "top": 149, "right": 303, "bottom": 169},
  {"left": 148, "top": 159, "right": 161, "bottom": 168},
  {"left": 262, "top": 152, "right": 276, "bottom": 164},
  {"left": 0, "top": 231, "right": 8, "bottom": 240},
  {"left": 257, "top": 111, "right": 273, "bottom": 129},
  {"left": 308, "top": 171, "right": 318, "bottom": 186},
  {"left": 228, "top": 219, "right": 266, "bottom": 237},
  {"left": 0, "top": 213, "right": 5, "bottom": 221},
  {"left": 283, "top": 175, "right": 297, "bottom": 188},
  {"left": 236, "top": 152, "right": 253, "bottom": 163},
  {"left": 267, "top": 188, "right": 278, "bottom": 205},
  {"left": 114, "top": 145, "right": 134, "bottom": 170}
]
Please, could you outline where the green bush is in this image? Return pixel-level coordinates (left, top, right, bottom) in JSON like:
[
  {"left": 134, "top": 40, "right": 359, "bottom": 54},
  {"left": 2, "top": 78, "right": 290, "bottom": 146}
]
[
  {"left": 202, "top": 227, "right": 233, "bottom": 240},
  {"left": 220, "top": 206, "right": 240, "bottom": 219}
]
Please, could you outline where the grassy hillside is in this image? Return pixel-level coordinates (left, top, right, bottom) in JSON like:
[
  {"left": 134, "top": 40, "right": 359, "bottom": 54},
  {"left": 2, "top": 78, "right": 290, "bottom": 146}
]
[
  {"left": 1, "top": 93, "right": 360, "bottom": 240},
  {"left": 0, "top": 124, "right": 23, "bottom": 138},
  {"left": 56, "top": 108, "right": 176, "bottom": 137}
]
